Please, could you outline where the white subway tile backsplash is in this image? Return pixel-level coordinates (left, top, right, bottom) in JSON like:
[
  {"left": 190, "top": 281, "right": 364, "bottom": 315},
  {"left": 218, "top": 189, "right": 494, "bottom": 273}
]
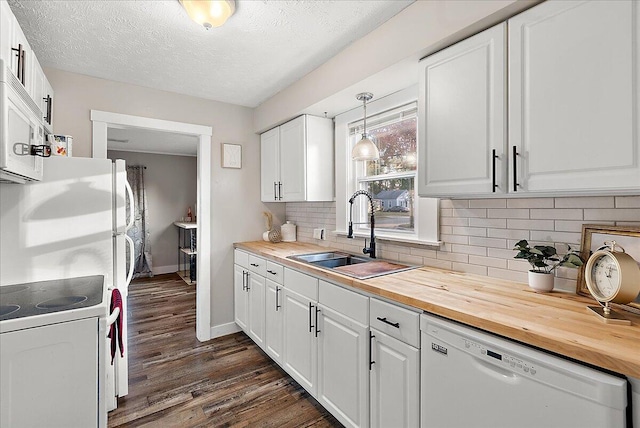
[
  {"left": 507, "top": 198, "right": 554, "bottom": 209},
  {"left": 469, "top": 236, "right": 507, "bottom": 249},
  {"left": 488, "top": 208, "right": 529, "bottom": 219},
  {"left": 506, "top": 219, "right": 555, "bottom": 231},
  {"left": 488, "top": 228, "right": 529, "bottom": 239},
  {"left": 584, "top": 209, "right": 640, "bottom": 221},
  {"left": 469, "top": 199, "right": 506, "bottom": 208},
  {"left": 450, "top": 244, "right": 487, "bottom": 256},
  {"left": 286, "top": 195, "right": 630, "bottom": 294},
  {"left": 615, "top": 196, "right": 640, "bottom": 208},
  {"left": 436, "top": 252, "right": 469, "bottom": 263},
  {"left": 469, "top": 218, "right": 507, "bottom": 228},
  {"left": 555, "top": 196, "right": 614, "bottom": 209},
  {"left": 452, "top": 262, "right": 487, "bottom": 276},
  {"left": 451, "top": 226, "right": 487, "bottom": 237},
  {"left": 529, "top": 230, "right": 582, "bottom": 245},
  {"left": 530, "top": 209, "right": 583, "bottom": 220},
  {"left": 468, "top": 255, "right": 508, "bottom": 269}
]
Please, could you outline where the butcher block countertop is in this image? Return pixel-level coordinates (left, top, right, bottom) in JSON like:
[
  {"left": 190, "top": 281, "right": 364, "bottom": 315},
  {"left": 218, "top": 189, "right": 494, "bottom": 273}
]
[{"left": 235, "top": 241, "right": 640, "bottom": 379}]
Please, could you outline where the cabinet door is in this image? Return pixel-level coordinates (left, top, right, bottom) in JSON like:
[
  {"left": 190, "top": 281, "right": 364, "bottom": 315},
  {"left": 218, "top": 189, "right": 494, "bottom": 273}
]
[
  {"left": 265, "top": 279, "right": 284, "bottom": 363},
  {"left": 370, "top": 329, "right": 419, "bottom": 428},
  {"left": 247, "top": 273, "right": 265, "bottom": 350},
  {"left": 11, "top": 22, "right": 31, "bottom": 93},
  {"left": 0, "top": 318, "right": 98, "bottom": 428},
  {"left": 282, "top": 288, "right": 317, "bottom": 396},
  {"left": 509, "top": 0, "right": 640, "bottom": 193},
  {"left": 233, "top": 264, "right": 248, "bottom": 332},
  {"left": 32, "top": 57, "right": 45, "bottom": 118},
  {"left": 418, "top": 23, "right": 506, "bottom": 197},
  {"left": 43, "top": 77, "right": 54, "bottom": 132},
  {"left": 317, "top": 304, "right": 368, "bottom": 428},
  {"left": 279, "top": 115, "right": 307, "bottom": 201},
  {"left": 0, "top": 1, "right": 13, "bottom": 69},
  {"left": 261, "top": 127, "right": 280, "bottom": 202}
]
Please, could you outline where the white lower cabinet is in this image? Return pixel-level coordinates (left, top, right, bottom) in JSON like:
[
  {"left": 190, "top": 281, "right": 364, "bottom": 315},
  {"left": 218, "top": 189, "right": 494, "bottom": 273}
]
[
  {"left": 282, "top": 287, "right": 318, "bottom": 395},
  {"left": 233, "top": 264, "right": 248, "bottom": 331},
  {"left": 317, "top": 304, "right": 369, "bottom": 428},
  {"left": 265, "top": 278, "right": 284, "bottom": 363},
  {"left": 247, "top": 273, "right": 265, "bottom": 349},
  {"left": 370, "top": 329, "right": 420, "bottom": 428}
]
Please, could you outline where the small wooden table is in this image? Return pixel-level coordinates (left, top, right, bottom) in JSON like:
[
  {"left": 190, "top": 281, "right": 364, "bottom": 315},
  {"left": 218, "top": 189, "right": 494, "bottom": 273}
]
[{"left": 174, "top": 222, "right": 197, "bottom": 285}]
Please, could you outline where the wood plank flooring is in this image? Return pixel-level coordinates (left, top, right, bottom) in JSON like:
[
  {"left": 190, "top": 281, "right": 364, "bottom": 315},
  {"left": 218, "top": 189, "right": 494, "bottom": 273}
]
[{"left": 108, "top": 273, "right": 341, "bottom": 427}]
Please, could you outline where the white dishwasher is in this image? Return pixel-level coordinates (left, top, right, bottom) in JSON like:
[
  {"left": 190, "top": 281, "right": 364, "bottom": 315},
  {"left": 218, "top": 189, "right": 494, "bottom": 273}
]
[{"left": 420, "top": 314, "right": 628, "bottom": 428}]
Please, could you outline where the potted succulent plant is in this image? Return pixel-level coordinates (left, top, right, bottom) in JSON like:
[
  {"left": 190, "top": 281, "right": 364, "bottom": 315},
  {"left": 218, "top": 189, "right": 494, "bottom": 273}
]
[{"left": 513, "top": 240, "right": 584, "bottom": 292}]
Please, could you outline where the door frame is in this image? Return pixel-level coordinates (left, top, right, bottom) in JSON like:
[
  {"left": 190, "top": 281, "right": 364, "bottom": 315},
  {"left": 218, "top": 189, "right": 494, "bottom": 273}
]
[{"left": 91, "top": 110, "right": 212, "bottom": 341}]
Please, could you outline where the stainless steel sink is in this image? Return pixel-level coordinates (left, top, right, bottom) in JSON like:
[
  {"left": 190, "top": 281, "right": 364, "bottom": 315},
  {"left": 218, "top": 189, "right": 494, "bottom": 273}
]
[{"left": 287, "top": 251, "right": 418, "bottom": 280}]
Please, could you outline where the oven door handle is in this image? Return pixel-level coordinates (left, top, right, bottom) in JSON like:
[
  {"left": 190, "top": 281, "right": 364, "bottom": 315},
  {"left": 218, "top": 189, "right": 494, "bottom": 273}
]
[{"left": 106, "top": 306, "right": 120, "bottom": 327}]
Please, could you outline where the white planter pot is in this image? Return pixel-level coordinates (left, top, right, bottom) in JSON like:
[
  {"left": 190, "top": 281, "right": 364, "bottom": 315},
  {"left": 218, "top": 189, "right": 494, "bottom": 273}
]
[{"left": 528, "top": 271, "right": 554, "bottom": 292}]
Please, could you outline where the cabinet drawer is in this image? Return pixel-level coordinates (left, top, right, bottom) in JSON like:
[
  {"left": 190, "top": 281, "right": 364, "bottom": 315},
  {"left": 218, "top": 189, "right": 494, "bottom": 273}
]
[
  {"left": 370, "top": 298, "right": 420, "bottom": 348},
  {"left": 265, "top": 261, "right": 284, "bottom": 285},
  {"left": 284, "top": 268, "right": 318, "bottom": 301},
  {"left": 248, "top": 254, "right": 266, "bottom": 276},
  {"left": 234, "top": 249, "right": 248, "bottom": 269},
  {"left": 319, "top": 280, "right": 368, "bottom": 325}
]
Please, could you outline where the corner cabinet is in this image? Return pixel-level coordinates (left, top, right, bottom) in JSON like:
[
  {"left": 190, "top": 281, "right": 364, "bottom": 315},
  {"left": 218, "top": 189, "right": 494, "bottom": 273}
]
[
  {"left": 419, "top": 1, "right": 640, "bottom": 198},
  {"left": 418, "top": 23, "right": 506, "bottom": 197},
  {"left": 260, "top": 115, "right": 334, "bottom": 202}
]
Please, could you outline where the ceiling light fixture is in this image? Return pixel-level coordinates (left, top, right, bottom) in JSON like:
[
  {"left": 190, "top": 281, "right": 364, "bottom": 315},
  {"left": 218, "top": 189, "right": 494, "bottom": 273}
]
[
  {"left": 351, "top": 92, "right": 379, "bottom": 161},
  {"left": 180, "top": 0, "right": 236, "bottom": 30}
]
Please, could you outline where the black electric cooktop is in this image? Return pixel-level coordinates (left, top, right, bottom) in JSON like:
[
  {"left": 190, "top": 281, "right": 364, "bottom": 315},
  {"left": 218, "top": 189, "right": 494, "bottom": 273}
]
[{"left": 0, "top": 275, "right": 105, "bottom": 321}]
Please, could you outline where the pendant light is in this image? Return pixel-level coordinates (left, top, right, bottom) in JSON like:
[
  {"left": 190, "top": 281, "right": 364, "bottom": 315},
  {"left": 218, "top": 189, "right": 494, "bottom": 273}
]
[
  {"left": 180, "top": 0, "right": 236, "bottom": 29},
  {"left": 352, "top": 92, "right": 379, "bottom": 161}
]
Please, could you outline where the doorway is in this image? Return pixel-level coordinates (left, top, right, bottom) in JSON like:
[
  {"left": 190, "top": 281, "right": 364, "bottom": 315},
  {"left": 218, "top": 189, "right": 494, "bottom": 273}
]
[{"left": 91, "top": 110, "right": 212, "bottom": 342}]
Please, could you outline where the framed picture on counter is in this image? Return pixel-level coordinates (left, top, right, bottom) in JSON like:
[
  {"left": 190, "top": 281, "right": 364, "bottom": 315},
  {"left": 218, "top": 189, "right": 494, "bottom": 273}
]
[
  {"left": 222, "top": 143, "right": 242, "bottom": 169},
  {"left": 577, "top": 224, "right": 640, "bottom": 311}
]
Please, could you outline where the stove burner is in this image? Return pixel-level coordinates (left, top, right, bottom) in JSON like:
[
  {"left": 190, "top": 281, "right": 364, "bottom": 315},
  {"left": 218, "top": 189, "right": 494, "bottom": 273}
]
[
  {"left": 36, "top": 296, "right": 88, "bottom": 310},
  {"left": 0, "top": 305, "right": 20, "bottom": 317},
  {"left": 0, "top": 285, "right": 30, "bottom": 294}
]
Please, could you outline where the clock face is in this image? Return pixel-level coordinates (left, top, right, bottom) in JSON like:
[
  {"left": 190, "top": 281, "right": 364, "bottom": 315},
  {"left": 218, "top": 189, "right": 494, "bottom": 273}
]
[{"left": 589, "top": 253, "right": 620, "bottom": 301}]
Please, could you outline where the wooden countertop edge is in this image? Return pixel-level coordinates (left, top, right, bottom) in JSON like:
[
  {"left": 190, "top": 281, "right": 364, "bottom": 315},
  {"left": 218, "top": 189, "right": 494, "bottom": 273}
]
[{"left": 233, "top": 241, "right": 640, "bottom": 379}]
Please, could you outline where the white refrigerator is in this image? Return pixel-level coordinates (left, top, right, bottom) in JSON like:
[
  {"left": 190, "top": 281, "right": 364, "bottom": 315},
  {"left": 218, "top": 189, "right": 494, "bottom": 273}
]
[{"left": 0, "top": 156, "right": 134, "bottom": 412}]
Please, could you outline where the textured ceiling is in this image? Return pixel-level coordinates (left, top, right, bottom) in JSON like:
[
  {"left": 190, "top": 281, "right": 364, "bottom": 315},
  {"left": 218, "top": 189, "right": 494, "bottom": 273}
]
[
  {"left": 8, "top": 0, "right": 413, "bottom": 107},
  {"left": 107, "top": 127, "right": 198, "bottom": 156}
]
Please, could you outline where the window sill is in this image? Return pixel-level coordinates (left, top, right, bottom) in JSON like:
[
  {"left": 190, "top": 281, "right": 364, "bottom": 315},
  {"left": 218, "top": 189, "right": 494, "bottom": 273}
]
[{"left": 333, "top": 230, "right": 441, "bottom": 248}]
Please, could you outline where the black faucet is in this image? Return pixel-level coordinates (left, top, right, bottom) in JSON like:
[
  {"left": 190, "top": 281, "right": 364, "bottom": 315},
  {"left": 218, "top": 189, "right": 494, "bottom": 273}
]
[{"left": 347, "top": 190, "right": 376, "bottom": 258}]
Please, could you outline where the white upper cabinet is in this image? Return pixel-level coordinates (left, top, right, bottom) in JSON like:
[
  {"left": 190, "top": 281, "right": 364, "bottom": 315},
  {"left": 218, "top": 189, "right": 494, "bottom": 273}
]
[
  {"left": 509, "top": 0, "right": 640, "bottom": 194},
  {"left": 418, "top": 23, "right": 506, "bottom": 197},
  {"left": 0, "top": 1, "right": 13, "bottom": 70},
  {"left": 260, "top": 115, "right": 334, "bottom": 203},
  {"left": 260, "top": 127, "right": 280, "bottom": 202}
]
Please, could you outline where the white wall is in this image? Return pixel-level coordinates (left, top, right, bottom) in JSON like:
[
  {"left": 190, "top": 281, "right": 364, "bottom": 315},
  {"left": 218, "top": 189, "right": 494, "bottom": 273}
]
[
  {"left": 107, "top": 150, "right": 197, "bottom": 275},
  {"left": 47, "top": 68, "right": 285, "bottom": 332},
  {"left": 254, "top": 0, "right": 538, "bottom": 132}
]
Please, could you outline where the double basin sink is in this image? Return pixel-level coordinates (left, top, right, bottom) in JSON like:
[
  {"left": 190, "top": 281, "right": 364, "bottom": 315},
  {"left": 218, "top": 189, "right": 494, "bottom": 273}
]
[{"left": 287, "top": 251, "right": 417, "bottom": 280}]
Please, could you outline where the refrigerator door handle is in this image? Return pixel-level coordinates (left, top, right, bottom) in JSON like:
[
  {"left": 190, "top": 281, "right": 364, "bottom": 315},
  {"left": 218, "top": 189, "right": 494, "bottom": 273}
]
[
  {"left": 124, "top": 180, "right": 135, "bottom": 231},
  {"left": 124, "top": 234, "right": 135, "bottom": 287}
]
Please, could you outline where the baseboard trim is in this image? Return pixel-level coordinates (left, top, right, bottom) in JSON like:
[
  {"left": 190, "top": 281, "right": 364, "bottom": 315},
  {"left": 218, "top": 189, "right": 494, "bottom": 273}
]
[
  {"left": 210, "top": 322, "right": 242, "bottom": 339},
  {"left": 152, "top": 264, "right": 178, "bottom": 275}
]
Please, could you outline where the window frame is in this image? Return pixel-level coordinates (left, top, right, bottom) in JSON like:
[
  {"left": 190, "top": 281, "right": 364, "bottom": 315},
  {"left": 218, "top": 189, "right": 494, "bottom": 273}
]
[{"left": 334, "top": 85, "right": 440, "bottom": 246}]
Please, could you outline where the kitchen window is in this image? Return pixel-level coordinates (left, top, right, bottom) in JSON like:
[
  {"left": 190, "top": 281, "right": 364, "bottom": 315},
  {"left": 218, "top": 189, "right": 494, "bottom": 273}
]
[{"left": 335, "top": 86, "right": 439, "bottom": 245}]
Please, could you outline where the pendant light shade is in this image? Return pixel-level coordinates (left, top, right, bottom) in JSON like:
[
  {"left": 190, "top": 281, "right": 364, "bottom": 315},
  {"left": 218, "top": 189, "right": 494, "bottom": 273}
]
[
  {"left": 180, "top": 0, "right": 236, "bottom": 29},
  {"left": 352, "top": 92, "right": 379, "bottom": 161}
]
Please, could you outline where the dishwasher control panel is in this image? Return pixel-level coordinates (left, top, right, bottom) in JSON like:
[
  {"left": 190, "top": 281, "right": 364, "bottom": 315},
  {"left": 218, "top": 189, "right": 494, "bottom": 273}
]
[{"left": 464, "top": 339, "right": 539, "bottom": 376}]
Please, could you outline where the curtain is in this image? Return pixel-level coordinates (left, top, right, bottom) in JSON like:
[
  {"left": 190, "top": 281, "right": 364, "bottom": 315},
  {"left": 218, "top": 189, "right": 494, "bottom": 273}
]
[{"left": 126, "top": 165, "right": 153, "bottom": 278}]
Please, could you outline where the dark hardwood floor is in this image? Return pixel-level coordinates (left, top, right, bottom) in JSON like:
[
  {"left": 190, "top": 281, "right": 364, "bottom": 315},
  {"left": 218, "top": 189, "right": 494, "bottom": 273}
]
[{"left": 108, "top": 273, "right": 341, "bottom": 427}]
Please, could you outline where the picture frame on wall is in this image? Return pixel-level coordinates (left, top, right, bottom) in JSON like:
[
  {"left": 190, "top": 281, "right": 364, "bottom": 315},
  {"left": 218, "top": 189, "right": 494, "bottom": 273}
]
[
  {"left": 222, "top": 143, "right": 242, "bottom": 169},
  {"left": 576, "top": 224, "right": 640, "bottom": 311}
]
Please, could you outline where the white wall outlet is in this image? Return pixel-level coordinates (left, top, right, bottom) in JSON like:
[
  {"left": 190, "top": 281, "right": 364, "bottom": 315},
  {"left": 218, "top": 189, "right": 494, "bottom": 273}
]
[{"left": 313, "top": 228, "right": 326, "bottom": 240}]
